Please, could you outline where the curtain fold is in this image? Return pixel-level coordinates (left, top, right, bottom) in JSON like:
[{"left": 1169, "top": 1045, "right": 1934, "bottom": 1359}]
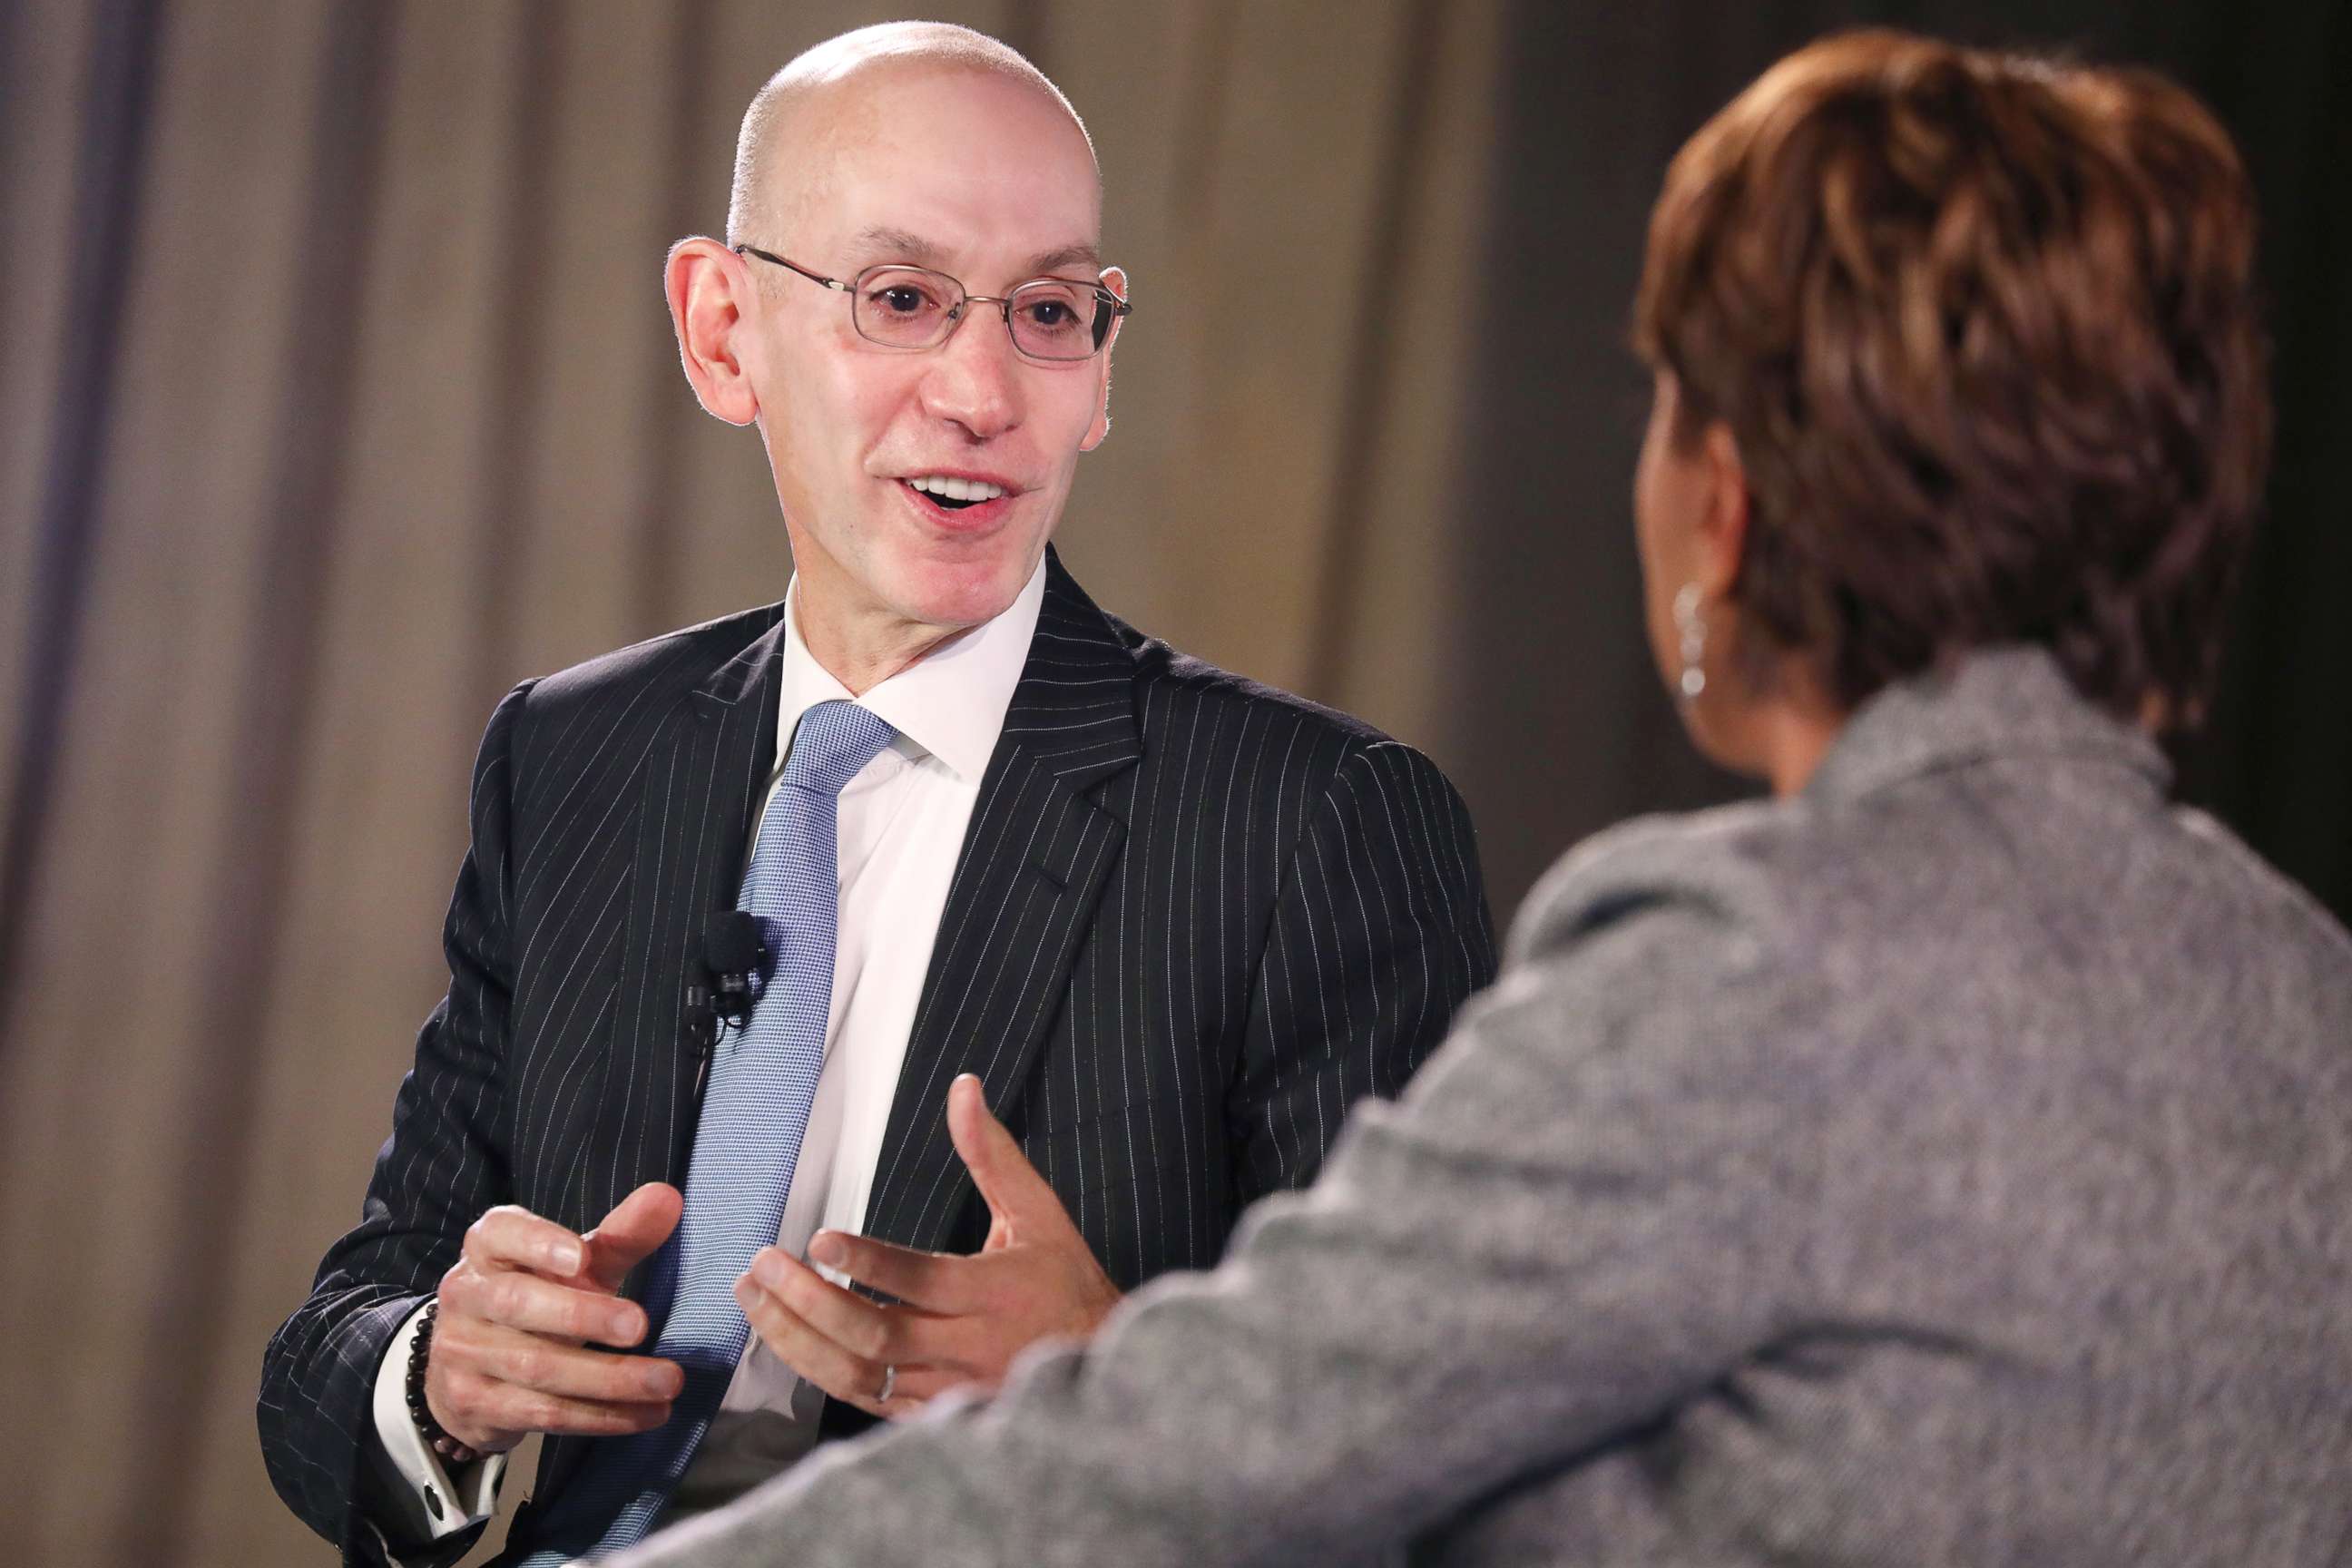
[{"left": 0, "top": 5, "right": 1504, "bottom": 1562}]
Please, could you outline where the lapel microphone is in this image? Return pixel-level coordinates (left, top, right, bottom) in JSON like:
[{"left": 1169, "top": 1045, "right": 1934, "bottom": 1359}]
[{"left": 684, "top": 911, "right": 765, "bottom": 1063}]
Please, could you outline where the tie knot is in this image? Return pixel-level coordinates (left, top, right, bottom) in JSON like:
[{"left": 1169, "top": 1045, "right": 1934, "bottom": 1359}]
[{"left": 780, "top": 700, "right": 897, "bottom": 797}]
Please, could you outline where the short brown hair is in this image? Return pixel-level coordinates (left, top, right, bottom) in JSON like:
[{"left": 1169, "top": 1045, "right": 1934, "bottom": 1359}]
[{"left": 1633, "top": 30, "right": 2269, "bottom": 726}]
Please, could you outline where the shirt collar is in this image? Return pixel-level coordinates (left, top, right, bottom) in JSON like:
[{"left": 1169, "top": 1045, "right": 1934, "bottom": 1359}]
[{"left": 776, "top": 557, "right": 1046, "bottom": 783}]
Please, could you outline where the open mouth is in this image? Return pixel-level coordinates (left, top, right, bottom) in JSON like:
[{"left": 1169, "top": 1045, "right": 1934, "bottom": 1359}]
[{"left": 903, "top": 475, "right": 1008, "bottom": 512}]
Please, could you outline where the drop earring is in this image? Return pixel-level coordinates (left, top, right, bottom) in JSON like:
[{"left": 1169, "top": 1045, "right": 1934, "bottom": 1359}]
[{"left": 1672, "top": 583, "right": 1707, "bottom": 700}]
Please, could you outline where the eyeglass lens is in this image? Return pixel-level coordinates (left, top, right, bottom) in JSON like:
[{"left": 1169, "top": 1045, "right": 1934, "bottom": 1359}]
[{"left": 852, "top": 267, "right": 1111, "bottom": 359}]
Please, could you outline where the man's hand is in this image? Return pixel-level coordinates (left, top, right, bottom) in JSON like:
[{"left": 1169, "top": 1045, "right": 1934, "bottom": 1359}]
[
  {"left": 734, "top": 1074, "right": 1122, "bottom": 1418},
  {"left": 425, "top": 1182, "right": 687, "bottom": 1454}
]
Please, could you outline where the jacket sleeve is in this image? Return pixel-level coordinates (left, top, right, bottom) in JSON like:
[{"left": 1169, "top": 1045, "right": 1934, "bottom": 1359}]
[
  {"left": 257, "top": 681, "right": 534, "bottom": 1567},
  {"left": 1227, "top": 739, "right": 1497, "bottom": 1205},
  {"left": 603, "top": 854, "right": 1808, "bottom": 1568}
]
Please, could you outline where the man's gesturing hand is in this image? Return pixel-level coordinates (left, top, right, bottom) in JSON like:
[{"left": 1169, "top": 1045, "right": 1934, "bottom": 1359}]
[
  {"left": 734, "top": 1074, "right": 1122, "bottom": 1418},
  {"left": 426, "top": 1181, "right": 687, "bottom": 1454}
]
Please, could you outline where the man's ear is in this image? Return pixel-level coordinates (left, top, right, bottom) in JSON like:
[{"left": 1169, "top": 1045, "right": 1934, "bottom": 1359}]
[
  {"left": 1078, "top": 268, "right": 1126, "bottom": 453},
  {"left": 667, "top": 238, "right": 760, "bottom": 426},
  {"left": 1693, "top": 419, "right": 1749, "bottom": 600}
]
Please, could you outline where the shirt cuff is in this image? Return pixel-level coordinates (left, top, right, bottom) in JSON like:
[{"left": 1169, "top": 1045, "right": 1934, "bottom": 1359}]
[{"left": 369, "top": 1299, "right": 508, "bottom": 1541}]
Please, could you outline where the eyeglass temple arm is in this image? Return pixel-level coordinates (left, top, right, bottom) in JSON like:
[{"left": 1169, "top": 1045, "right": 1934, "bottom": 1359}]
[{"left": 731, "top": 244, "right": 846, "bottom": 291}]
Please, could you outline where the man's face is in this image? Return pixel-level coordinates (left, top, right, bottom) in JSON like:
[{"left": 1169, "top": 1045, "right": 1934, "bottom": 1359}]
[{"left": 743, "top": 68, "right": 1115, "bottom": 643}]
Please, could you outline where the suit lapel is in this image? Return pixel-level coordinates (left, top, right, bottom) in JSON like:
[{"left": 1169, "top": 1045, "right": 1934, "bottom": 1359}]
[
  {"left": 536, "top": 612, "right": 784, "bottom": 1514},
  {"left": 589, "top": 612, "right": 787, "bottom": 1223},
  {"left": 861, "top": 553, "right": 1144, "bottom": 1254}
]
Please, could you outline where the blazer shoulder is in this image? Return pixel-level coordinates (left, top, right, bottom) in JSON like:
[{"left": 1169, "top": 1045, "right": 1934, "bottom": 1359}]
[
  {"left": 1046, "top": 556, "right": 1432, "bottom": 781},
  {"left": 1113, "top": 622, "right": 1426, "bottom": 768},
  {"left": 514, "top": 602, "right": 785, "bottom": 730},
  {"left": 1509, "top": 799, "right": 1806, "bottom": 970},
  {"left": 2171, "top": 805, "right": 2352, "bottom": 985}
]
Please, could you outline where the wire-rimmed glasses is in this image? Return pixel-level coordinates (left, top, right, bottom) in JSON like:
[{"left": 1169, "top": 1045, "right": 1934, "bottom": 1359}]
[{"left": 733, "top": 245, "right": 1131, "bottom": 363}]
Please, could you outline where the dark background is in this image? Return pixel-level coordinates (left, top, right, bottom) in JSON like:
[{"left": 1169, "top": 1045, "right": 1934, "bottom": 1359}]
[{"left": 1465, "top": 0, "right": 2350, "bottom": 923}]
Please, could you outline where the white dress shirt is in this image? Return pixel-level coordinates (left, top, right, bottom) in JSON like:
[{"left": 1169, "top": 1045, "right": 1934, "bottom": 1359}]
[{"left": 369, "top": 561, "right": 1045, "bottom": 1547}]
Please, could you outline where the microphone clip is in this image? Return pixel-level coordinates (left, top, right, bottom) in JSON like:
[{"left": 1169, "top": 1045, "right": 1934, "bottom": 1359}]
[{"left": 685, "top": 911, "right": 766, "bottom": 1054}]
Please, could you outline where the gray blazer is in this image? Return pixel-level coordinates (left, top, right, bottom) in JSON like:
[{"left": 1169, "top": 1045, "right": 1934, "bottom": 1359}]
[{"left": 614, "top": 649, "right": 2352, "bottom": 1568}]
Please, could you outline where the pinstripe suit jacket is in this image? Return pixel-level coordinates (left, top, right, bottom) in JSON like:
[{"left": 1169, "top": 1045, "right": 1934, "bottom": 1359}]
[{"left": 259, "top": 551, "right": 1496, "bottom": 1565}]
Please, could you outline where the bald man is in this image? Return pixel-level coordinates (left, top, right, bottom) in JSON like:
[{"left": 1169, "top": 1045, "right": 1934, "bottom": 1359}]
[{"left": 259, "top": 24, "right": 1493, "bottom": 1567}]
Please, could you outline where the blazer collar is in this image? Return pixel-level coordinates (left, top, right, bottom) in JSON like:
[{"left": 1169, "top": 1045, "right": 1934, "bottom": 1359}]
[
  {"left": 687, "top": 546, "right": 1142, "bottom": 785},
  {"left": 855, "top": 548, "right": 1145, "bottom": 1259},
  {"left": 1808, "top": 645, "right": 2171, "bottom": 807},
  {"left": 996, "top": 545, "right": 1146, "bottom": 792},
  {"left": 693, "top": 605, "right": 789, "bottom": 710}
]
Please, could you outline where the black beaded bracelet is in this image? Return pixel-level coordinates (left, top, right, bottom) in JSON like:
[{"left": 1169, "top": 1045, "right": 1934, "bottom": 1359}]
[{"left": 407, "top": 1298, "right": 484, "bottom": 1465}]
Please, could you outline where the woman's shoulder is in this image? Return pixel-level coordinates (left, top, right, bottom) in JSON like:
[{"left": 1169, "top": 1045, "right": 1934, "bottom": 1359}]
[{"left": 1506, "top": 799, "right": 1813, "bottom": 971}]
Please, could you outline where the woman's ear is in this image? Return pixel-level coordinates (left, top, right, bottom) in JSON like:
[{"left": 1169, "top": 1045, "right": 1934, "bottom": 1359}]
[{"left": 1693, "top": 420, "right": 1750, "bottom": 599}]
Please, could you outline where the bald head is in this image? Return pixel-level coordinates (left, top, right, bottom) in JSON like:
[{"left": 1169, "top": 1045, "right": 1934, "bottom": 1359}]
[{"left": 726, "top": 22, "right": 1096, "bottom": 249}]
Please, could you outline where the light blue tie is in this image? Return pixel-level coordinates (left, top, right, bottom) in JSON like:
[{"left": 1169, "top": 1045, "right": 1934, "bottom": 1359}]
[{"left": 529, "top": 700, "right": 897, "bottom": 1563}]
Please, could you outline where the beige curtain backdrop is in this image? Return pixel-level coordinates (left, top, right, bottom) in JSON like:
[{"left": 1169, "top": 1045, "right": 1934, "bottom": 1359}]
[{"left": 0, "top": 2, "right": 1504, "bottom": 1563}]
